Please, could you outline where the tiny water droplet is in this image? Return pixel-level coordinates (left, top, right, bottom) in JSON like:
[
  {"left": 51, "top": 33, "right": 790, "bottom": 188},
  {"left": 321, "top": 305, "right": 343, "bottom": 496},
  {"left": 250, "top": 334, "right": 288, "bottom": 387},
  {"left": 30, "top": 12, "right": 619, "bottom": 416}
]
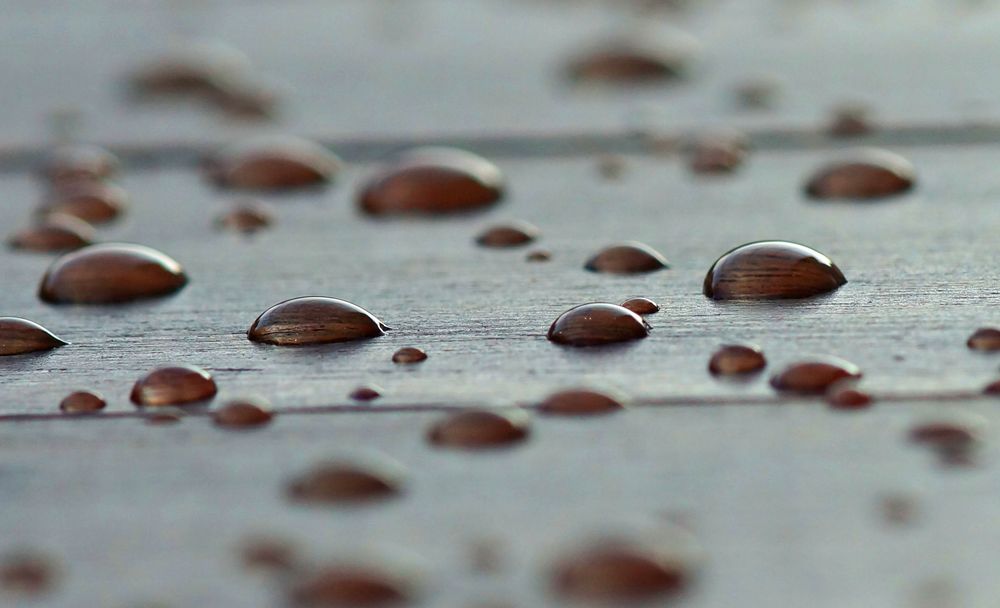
[
  {"left": 38, "top": 181, "right": 127, "bottom": 224},
  {"left": 241, "top": 536, "right": 298, "bottom": 573},
  {"left": 359, "top": 147, "right": 504, "bottom": 216},
  {"left": 59, "top": 390, "right": 106, "bottom": 413},
  {"left": 688, "top": 133, "right": 747, "bottom": 174},
  {"left": 595, "top": 154, "right": 626, "bottom": 179},
  {"left": 475, "top": 221, "right": 539, "bottom": 248},
  {"left": 42, "top": 144, "right": 118, "bottom": 184},
  {"left": 770, "top": 357, "right": 862, "bottom": 394},
  {"left": 206, "top": 135, "right": 340, "bottom": 191},
  {"left": 967, "top": 327, "right": 1000, "bottom": 351},
  {"left": 0, "top": 552, "right": 57, "bottom": 596},
  {"left": 805, "top": 149, "right": 914, "bottom": 200},
  {"left": 550, "top": 540, "right": 693, "bottom": 602},
  {"left": 8, "top": 215, "right": 94, "bottom": 253},
  {"left": 428, "top": 409, "right": 530, "bottom": 449},
  {"left": 620, "top": 297, "right": 659, "bottom": 315},
  {"left": 584, "top": 242, "right": 669, "bottom": 274},
  {"left": 537, "top": 389, "right": 625, "bottom": 416},
  {"left": 567, "top": 38, "right": 694, "bottom": 85},
  {"left": 733, "top": 75, "right": 781, "bottom": 110},
  {"left": 0, "top": 317, "right": 68, "bottom": 356},
  {"left": 288, "top": 562, "right": 416, "bottom": 607},
  {"left": 129, "top": 41, "right": 252, "bottom": 97},
  {"left": 215, "top": 201, "right": 273, "bottom": 233},
  {"left": 213, "top": 398, "right": 273, "bottom": 429},
  {"left": 130, "top": 365, "right": 217, "bottom": 406},
  {"left": 825, "top": 387, "right": 872, "bottom": 410},
  {"left": 287, "top": 459, "right": 402, "bottom": 505},
  {"left": 39, "top": 243, "right": 188, "bottom": 304},
  {"left": 248, "top": 297, "right": 388, "bottom": 346},
  {"left": 350, "top": 386, "right": 383, "bottom": 401},
  {"left": 828, "top": 103, "right": 873, "bottom": 138},
  {"left": 708, "top": 344, "right": 766, "bottom": 375},
  {"left": 392, "top": 347, "right": 427, "bottom": 364},
  {"left": 703, "top": 241, "right": 846, "bottom": 300},
  {"left": 146, "top": 408, "right": 184, "bottom": 425},
  {"left": 548, "top": 303, "right": 650, "bottom": 347},
  {"left": 526, "top": 249, "right": 552, "bottom": 263}
]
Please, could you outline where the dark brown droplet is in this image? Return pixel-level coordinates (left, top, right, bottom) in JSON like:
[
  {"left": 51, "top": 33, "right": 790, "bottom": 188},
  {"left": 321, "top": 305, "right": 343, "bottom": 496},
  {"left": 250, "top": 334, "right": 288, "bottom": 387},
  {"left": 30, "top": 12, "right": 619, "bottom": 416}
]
[
  {"left": 248, "top": 297, "right": 388, "bottom": 346},
  {"left": 475, "top": 221, "right": 539, "bottom": 248},
  {"left": 206, "top": 136, "right": 340, "bottom": 191},
  {"left": 215, "top": 201, "right": 273, "bottom": 233},
  {"left": 984, "top": 379, "right": 1000, "bottom": 395},
  {"left": 908, "top": 419, "right": 982, "bottom": 467},
  {"left": 392, "top": 347, "right": 427, "bottom": 364},
  {"left": 708, "top": 344, "right": 766, "bottom": 375},
  {"left": 8, "top": 215, "right": 94, "bottom": 253},
  {"left": 0, "top": 317, "right": 68, "bottom": 356},
  {"left": 287, "top": 459, "right": 402, "bottom": 505},
  {"left": 538, "top": 389, "right": 625, "bottom": 416},
  {"left": 129, "top": 41, "right": 252, "bottom": 97},
  {"left": 688, "top": 134, "right": 747, "bottom": 174},
  {"left": 526, "top": 249, "right": 552, "bottom": 263},
  {"left": 213, "top": 399, "right": 273, "bottom": 428},
  {"left": 288, "top": 562, "right": 415, "bottom": 607},
  {"left": 967, "top": 327, "right": 1000, "bottom": 351},
  {"left": 828, "top": 103, "right": 873, "bottom": 137},
  {"left": 359, "top": 148, "right": 504, "bottom": 216},
  {"left": 350, "top": 386, "right": 383, "bottom": 401},
  {"left": 146, "top": 408, "right": 184, "bottom": 425},
  {"left": 59, "top": 390, "right": 106, "bottom": 413},
  {"left": 241, "top": 536, "right": 298, "bottom": 573},
  {"left": 38, "top": 180, "right": 127, "bottom": 224},
  {"left": 550, "top": 541, "right": 692, "bottom": 602},
  {"left": 567, "top": 38, "right": 694, "bottom": 85},
  {"left": 0, "top": 552, "right": 57, "bottom": 596},
  {"left": 548, "top": 303, "right": 650, "bottom": 347},
  {"left": 39, "top": 243, "right": 187, "bottom": 304},
  {"left": 428, "top": 409, "right": 530, "bottom": 449},
  {"left": 130, "top": 364, "right": 217, "bottom": 406},
  {"left": 42, "top": 144, "right": 118, "bottom": 184},
  {"left": 703, "top": 241, "right": 846, "bottom": 300},
  {"left": 620, "top": 297, "right": 659, "bottom": 315},
  {"left": 805, "top": 149, "right": 914, "bottom": 200},
  {"left": 826, "top": 387, "right": 873, "bottom": 410},
  {"left": 584, "top": 242, "right": 669, "bottom": 274},
  {"left": 770, "top": 357, "right": 862, "bottom": 394}
]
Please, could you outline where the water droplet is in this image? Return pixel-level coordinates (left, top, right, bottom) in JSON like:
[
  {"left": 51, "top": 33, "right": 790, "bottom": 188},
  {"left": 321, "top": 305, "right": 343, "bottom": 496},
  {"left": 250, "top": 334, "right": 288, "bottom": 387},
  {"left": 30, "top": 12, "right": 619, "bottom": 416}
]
[
  {"left": 428, "top": 409, "right": 530, "bottom": 449},
  {"left": 146, "top": 408, "right": 184, "bottom": 425},
  {"left": 984, "top": 379, "right": 1000, "bottom": 395},
  {"left": 392, "top": 347, "right": 427, "bottom": 364},
  {"left": 39, "top": 243, "right": 188, "bottom": 304},
  {"left": 526, "top": 249, "right": 552, "bottom": 263},
  {"left": 595, "top": 154, "right": 626, "bottom": 179},
  {"left": 733, "top": 75, "right": 781, "bottom": 110},
  {"left": 688, "top": 133, "right": 747, "bottom": 174},
  {"left": 567, "top": 37, "right": 695, "bottom": 85},
  {"left": 8, "top": 215, "right": 94, "bottom": 253},
  {"left": 129, "top": 41, "right": 252, "bottom": 97},
  {"left": 770, "top": 357, "right": 862, "bottom": 394},
  {"left": 584, "top": 242, "right": 669, "bottom": 274},
  {"left": 206, "top": 135, "right": 340, "bottom": 191},
  {"left": 350, "top": 386, "right": 383, "bottom": 402},
  {"left": 207, "top": 78, "right": 280, "bottom": 121},
  {"left": 469, "top": 538, "right": 504, "bottom": 574},
  {"left": 130, "top": 365, "right": 217, "bottom": 406},
  {"left": 215, "top": 201, "right": 273, "bottom": 233},
  {"left": 213, "top": 399, "right": 273, "bottom": 428},
  {"left": 248, "top": 297, "right": 389, "bottom": 346},
  {"left": 358, "top": 147, "right": 504, "bottom": 216},
  {"left": 42, "top": 144, "right": 118, "bottom": 184},
  {"left": 38, "top": 180, "right": 127, "bottom": 224},
  {"left": 550, "top": 540, "right": 693, "bottom": 602},
  {"left": 548, "top": 303, "right": 650, "bottom": 347},
  {"left": 475, "top": 221, "right": 539, "bottom": 248},
  {"left": 826, "top": 387, "right": 873, "bottom": 410},
  {"left": 703, "top": 241, "right": 846, "bottom": 300},
  {"left": 537, "top": 389, "right": 625, "bottom": 416},
  {"left": 59, "top": 390, "right": 106, "bottom": 413},
  {"left": 0, "top": 317, "right": 68, "bottom": 356},
  {"left": 880, "top": 493, "right": 917, "bottom": 526},
  {"left": 805, "top": 149, "right": 914, "bottom": 200},
  {"left": 620, "top": 297, "right": 659, "bottom": 315},
  {"left": 908, "top": 418, "right": 983, "bottom": 467},
  {"left": 288, "top": 562, "right": 416, "bottom": 607},
  {"left": 828, "top": 103, "right": 873, "bottom": 137},
  {"left": 287, "top": 459, "right": 402, "bottom": 505},
  {"left": 0, "top": 552, "right": 57, "bottom": 596},
  {"left": 967, "top": 327, "right": 1000, "bottom": 351},
  {"left": 241, "top": 536, "right": 298, "bottom": 573},
  {"left": 708, "top": 344, "right": 766, "bottom": 375}
]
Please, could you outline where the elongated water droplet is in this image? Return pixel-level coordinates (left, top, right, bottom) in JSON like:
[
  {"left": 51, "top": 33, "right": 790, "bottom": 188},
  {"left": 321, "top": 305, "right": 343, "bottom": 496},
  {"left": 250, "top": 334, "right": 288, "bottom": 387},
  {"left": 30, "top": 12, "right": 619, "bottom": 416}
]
[
  {"left": 620, "top": 297, "right": 659, "bottom": 315},
  {"left": 287, "top": 459, "right": 402, "bottom": 505},
  {"left": 392, "top": 347, "right": 427, "bottom": 364},
  {"left": 805, "top": 149, "right": 914, "bottom": 200},
  {"left": 475, "top": 221, "right": 539, "bottom": 248},
  {"left": 526, "top": 249, "right": 552, "bottom": 263},
  {"left": 8, "top": 215, "right": 94, "bottom": 253},
  {"left": 359, "top": 148, "right": 504, "bottom": 216},
  {"left": 828, "top": 103, "right": 873, "bottom": 137},
  {"left": 983, "top": 379, "right": 1000, "bottom": 395},
  {"left": 967, "top": 327, "right": 1000, "bottom": 351},
  {"left": 538, "top": 389, "right": 625, "bottom": 416},
  {"left": 428, "top": 409, "right": 530, "bottom": 449},
  {"left": 130, "top": 365, "right": 217, "bottom": 406},
  {"left": 42, "top": 144, "right": 118, "bottom": 184},
  {"left": 350, "top": 385, "right": 383, "bottom": 402},
  {"left": 215, "top": 201, "right": 273, "bottom": 233},
  {"left": 129, "top": 41, "right": 252, "bottom": 97},
  {"left": 241, "top": 536, "right": 298, "bottom": 573},
  {"left": 550, "top": 540, "right": 694, "bottom": 602},
  {"left": 909, "top": 418, "right": 983, "bottom": 467},
  {"left": 213, "top": 398, "right": 273, "bottom": 428},
  {"left": 39, "top": 243, "right": 187, "bottom": 304},
  {"left": 248, "top": 297, "right": 388, "bottom": 346},
  {"left": 567, "top": 36, "right": 696, "bottom": 85},
  {"left": 288, "top": 562, "right": 416, "bottom": 607},
  {"left": 770, "top": 357, "right": 861, "bottom": 394},
  {"left": 584, "top": 242, "right": 669, "bottom": 274},
  {"left": 38, "top": 181, "right": 127, "bottom": 224},
  {"left": 826, "top": 386, "right": 872, "bottom": 410},
  {"left": 59, "top": 390, "right": 106, "bottom": 413},
  {"left": 206, "top": 135, "right": 340, "bottom": 191},
  {"left": 708, "top": 344, "right": 766, "bottom": 375},
  {"left": 548, "top": 303, "right": 650, "bottom": 347},
  {"left": 0, "top": 317, "right": 68, "bottom": 356},
  {"left": 0, "top": 552, "right": 57, "bottom": 596},
  {"left": 703, "top": 241, "right": 846, "bottom": 300}
]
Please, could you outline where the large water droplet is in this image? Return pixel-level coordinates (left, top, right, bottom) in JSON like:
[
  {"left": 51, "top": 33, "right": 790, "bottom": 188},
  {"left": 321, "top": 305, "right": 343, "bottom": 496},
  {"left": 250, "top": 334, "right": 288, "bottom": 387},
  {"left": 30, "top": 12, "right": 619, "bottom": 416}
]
[
  {"left": 130, "top": 364, "right": 218, "bottom": 406},
  {"left": 769, "top": 357, "right": 861, "bottom": 394},
  {"left": 475, "top": 221, "right": 539, "bottom": 248},
  {"left": 550, "top": 540, "right": 694, "bottom": 602},
  {"left": 287, "top": 459, "right": 402, "bottom": 505},
  {"left": 428, "top": 409, "right": 530, "bottom": 449},
  {"left": 59, "top": 390, "right": 106, "bottom": 413},
  {"left": 206, "top": 135, "right": 340, "bottom": 191},
  {"left": 358, "top": 148, "right": 504, "bottom": 216},
  {"left": 248, "top": 297, "right": 388, "bottom": 346},
  {"left": 42, "top": 145, "right": 118, "bottom": 184},
  {"left": 703, "top": 241, "right": 846, "bottom": 300},
  {"left": 213, "top": 398, "right": 273, "bottom": 428},
  {"left": 708, "top": 344, "right": 766, "bottom": 375},
  {"left": 38, "top": 181, "right": 127, "bottom": 224},
  {"left": 538, "top": 389, "right": 625, "bottom": 416},
  {"left": 0, "top": 317, "right": 68, "bottom": 356},
  {"left": 805, "top": 149, "right": 914, "bottom": 200},
  {"left": 215, "top": 201, "right": 273, "bottom": 233},
  {"left": 39, "top": 243, "right": 187, "bottom": 304},
  {"left": 620, "top": 297, "right": 659, "bottom": 315},
  {"left": 392, "top": 347, "right": 427, "bottom": 364},
  {"left": 548, "top": 303, "right": 650, "bottom": 347},
  {"left": 967, "top": 327, "right": 1000, "bottom": 351},
  {"left": 8, "top": 215, "right": 94, "bottom": 253},
  {"left": 584, "top": 242, "right": 669, "bottom": 274}
]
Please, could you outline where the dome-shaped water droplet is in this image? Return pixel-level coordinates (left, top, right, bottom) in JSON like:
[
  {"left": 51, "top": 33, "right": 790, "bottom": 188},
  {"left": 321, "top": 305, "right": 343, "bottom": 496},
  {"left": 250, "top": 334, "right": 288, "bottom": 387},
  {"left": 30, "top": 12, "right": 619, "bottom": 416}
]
[
  {"left": 550, "top": 539, "right": 695, "bottom": 602},
  {"left": 0, "top": 317, "right": 68, "bottom": 356},
  {"left": 567, "top": 34, "right": 697, "bottom": 85},
  {"left": 827, "top": 103, "right": 873, "bottom": 138},
  {"left": 703, "top": 241, "right": 846, "bottom": 300},
  {"left": 585, "top": 242, "right": 669, "bottom": 274},
  {"left": 805, "top": 149, "right": 914, "bottom": 200},
  {"left": 538, "top": 389, "right": 625, "bottom": 416},
  {"left": 128, "top": 40, "right": 252, "bottom": 97},
  {"left": 548, "top": 303, "right": 650, "bottom": 347},
  {"left": 213, "top": 398, "right": 273, "bottom": 428},
  {"left": 708, "top": 344, "right": 766, "bottom": 375},
  {"left": 826, "top": 387, "right": 872, "bottom": 410},
  {"left": 39, "top": 243, "right": 187, "bottom": 304},
  {"left": 427, "top": 409, "right": 530, "bottom": 449},
  {"left": 38, "top": 181, "right": 127, "bottom": 224},
  {"left": 620, "top": 297, "right": 659, "bottom": 315},
  {"left": 59, "top": 390, "right": 105, "bottom": 413},
  {"left": 288, "top": 560, "right": 417, "bottom": 607},
  {"left": 287, "top": 458, "right": 403, "bottom": 505},
  {"left": 248, "top": 297, "right": 389, "bottom": 346},
  {"left": 130, "top": 364, "right": 217, "bottom": 406},
  {"left": 475, "top": 221, "right": 539, "bottom": 248},
  {"left": 206, "top": 135, "right": 340, "bottom": 191},
  {"left": 8, "top": 215, "right": 94, "bottom": 253},
  {"left": 41, "top": 144, "right": 118, "bottom": 184},
  {"left": 350, "top": 386, "right": 382, "bottom": 402},
  {"left": 215, "top": 201, "right": 273, "bottom": 233},
  {"left": 967, "top": 327, "right": 1000, "bottom": 351},
  {"left": 769, "top": 357, "right": 861, "bottom": 394},
  {"left": 392, "top": 347, "right": 427, "bottom": 364}
]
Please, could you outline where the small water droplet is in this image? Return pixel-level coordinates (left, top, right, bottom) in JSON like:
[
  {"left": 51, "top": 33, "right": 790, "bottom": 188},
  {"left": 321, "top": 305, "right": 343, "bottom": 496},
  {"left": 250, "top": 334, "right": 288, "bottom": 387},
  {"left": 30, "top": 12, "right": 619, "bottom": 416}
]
[
  {"left": 469, "top": 538, "right": 504, "bottom": 574},
  {"left": 350, "top": 386, "right": 383, "bottom": 401},
  {"left": 475, "top": 221, "right": 539, "bottom": 248},
  {"left": 688, "top": 133, "right": 747, "bottom": 174},
  {"left": 708, "top": 344, "right": 766, "bottom": 375},
  {"left": 826, "top": 386, "right": 872, "bottom": 410},
  {"left": 213, "top": 398, "right": 273, "bottom": 428},
  {"left": 880, "top": 493, "right": 917, "bottom": 526},
  {"left": 703, "top": 241, "right": 846, "bottom": 300},
  {"left": 550, "top": 540, "right": 693, "bottom": 602},
  {"left": 567, "top": 38, "right": 694, "bottom": 85},
  {"left": 248, "top": 297, "right": 389, "bottom": 346},
  {"left": 0, "top": 552, "right": 57, "bottom": 596},
  {"left": 526, "top": 249, "right": 552, "bottom": 263},
  {"left": 984, "top": 379, "right": 1000, "bottom": 395},
  {"left": 206, "top": 135, "right": 340, "bottom": 191},
  {"left": 595, "top": 154, "right": 626, "bottom": 179},
  {"left": 770, "top": 357, "right": 862, "bottom": 394},
  {"left": 620, "top": 297, "right": 659, "bottom": 315},
  {"left": 428, "top": 409, "right": 530, "bottom": 449},
  {"left": 215, "top": 201, "right": 273, "bottom": 233},
  {"left": 59, "top": 390, "right": 106, "bottom": 413},
  {"left": 358, "top": 147, "right": 504, "bottom": 216},
  {"left": 39, "top": 243, "right": 188, "bottom": 304},
  {"left": 288, "top": 562, "right": 415, "bottom": 607},
  {"left": 287, "top": 459, "right": 402, "bottom": 505},
  {"left": 0, "top": 317, "right": 68, "bottom": 356},
  {"left": 584, "top": 242, "right": 669, "bottom": 274},
  {"left": 145, "top": 408, "right": 184, "bottom": 425},
  {"left": 42, "top": 145, "right": 118, "bottom": 184},
  {"left": 538, "top": 389, "right": 625, "bottom": 416},
  {"left": 208, "top": 78, "right": 280, "bottom": 121},
  {"left": 392, "top": 347, "right": 427, "bottom": 364},
  {"left": 548, "top": 303, "right": 650, "bottom": 347},
  {"left": 241, "top": 536, "right": 298, "bottom": 573},
  {"left": 38, "top": 180, "right": 127, "bottom": 224},
  {"left": 828, "top": 103, "right": 873, "bottom": 137},
  {"left": 908, "top": 419, "right": 982, "bottom": 467},
  {"left": 129, "top": 41, "right": 252, "bottom": 97},
  {"left": 967, "top": 327, "right": 1000, "bottom": 351},
  {"left": 130, "top": 365, "right": 217, "bottom": 406},
  {"left": 805, "top": 149, "right": 914, "bottom": 200},
  {"left": 733, "top": 75, "right": 781, "bottom": 110},
  {"left": 8, "top": 215, "right": 94, "bottom": 252}
]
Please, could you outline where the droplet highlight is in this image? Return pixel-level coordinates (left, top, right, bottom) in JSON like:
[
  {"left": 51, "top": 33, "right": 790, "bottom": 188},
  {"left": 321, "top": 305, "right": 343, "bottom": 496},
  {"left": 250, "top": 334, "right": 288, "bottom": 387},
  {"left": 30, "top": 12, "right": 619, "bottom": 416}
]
[
  {"left": 620, "top": 297, "right": 659, "bottom": 315},
  {"left": 130, "top": 364, "right": 218, "bottom": 406},
  {"left": 59, "top": 390, "right": 106, "bottom": 413},
  {"left": 39, "top": 243, "right": 187, "bottom": 304},
  {"left": 475, "top": 221, "right": 539, "bottom": 248},
  {"left": 248, "top": 297, "right": 388, "bottom": 346},
  {"left": 428, "top": 409, "right": 530, "bottom": 449},
  {"left": 770, "top": 357, "right": 862, "bottom": 394},
  {"left": 805, "top": 149, "right": 914, "bottom": 200},
  {"left": 708, "top": 344, "right": 766, "bottom": 375},
  {"left": 0, "top": 317, "right": 68, "bottom": 356},
  {"left": 538, "top": 389, "right": 625, "bottom": 416},
  {"left": 703, "top": 241, "right": 846, "bottom": 300},
  {"left": 206, "top": 135, "right": 340, "bottom": 191},
  {"left": 584, "top": 242, "right": 669, "bottom": 274},
  {"left": 392, "top": 347, "right": 427, "bottom": 364},
  {"left": 548, "top": 303, "right": 650, "bottom": 347}
]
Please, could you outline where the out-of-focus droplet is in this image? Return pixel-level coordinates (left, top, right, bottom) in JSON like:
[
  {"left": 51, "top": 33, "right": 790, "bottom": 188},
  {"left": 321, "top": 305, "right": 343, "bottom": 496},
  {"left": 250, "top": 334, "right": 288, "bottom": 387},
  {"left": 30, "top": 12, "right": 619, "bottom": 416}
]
[
  {"left": 241, "top": 536, "right": 298, "bottom": 573},
  {"left": 770, "top": 357, "right": 862, "bottom": 394},
  {"left": 428, "top": 409, "right": 530, "bottom": 449},
  {"left": 805, "top": 149, "right": 914, "bottom": 200},
  {"left": 42, "top": 144, "right": 118, "bottom": 184},
  {"left": 248, "top": 297, "right": 388, "bottom": 346},
  {"left": 703, "top": 241, "right": 846, "bottom": 300},
  {"left": 548, "top": 303, "right": 650, "bottom": 347},
  {"left": 287, "top": 459, "right": 403, "bottom": 505},
  {"left": 475, "top": 221, "right": 539, "bottom": 248},
  {"left": 129, "top": 41, "right": 252, "bottom": 97},
  {"left": 38, "top": 181, "right": 127, "bottom": 224},
  {"left": 596, "top": 155, "right": 626, "bottom": 179},
  {"left": 146, "top": 408, "right": 184, "bottom": 425},
  {"left": 0, "top": 317, "right": 68, "bottom": 356},
  {"left": 130, "top": 365, "right": 217, "bottom": 406},
  {"left": 967, "top": 327, "right": 1000, "bottom": 351},
  {"left": 550, "top": 539, "right": 694, "bottom": 602},
  {"left": 392, "top": 347, "right": 427, "bottom": 364},
  {"left": 733, "top": 75, "right": 781, "bottom": 110},
  {"left": 8, "top": 215, "right": 94, "bottom": 253},
  {"left": 39, "top": 243, "right": 187, "bottom": 304},
  {"left": 351, "top": 386, "right": 383, "bottom": 402},
  {"left": 828, "top": 103, "right": 873, "bottom": 137},
  {"left": 359, "top": 148, "right": 504, "bottom": 216},
  {"left": 469, "top": 538, "right": 504, "bottom": 574},
  {"left": 59, "top": 390, "right": 105, "bottom": 413},
  {"left": 206, "top": 135, "right": 340, "bottom": 191},
  {"left": 688, "top": 132, "right": 747, "bottom": 174},
  {"left": 0, "top": 552, "right": 57, "bottom": 596},
  {"left": 826, "top": 386, "right": 873, "bottom": 410},
  {"left": 909, "top": 418, "right": 983, "bottom": 467},
  {"left": 215, "top": 201, "right": 273, "bottom": 233},
  {"left": 213, "top": 398, "right": 273, "bottom": 428},
  {"left": 880, "top": 493, "right": 917, "bottom": 526},
  {"left": 208, "top": 78, "right": 280, "bottom": 121},
  {"left": 708, "top": 344, "right": 766, "bottom": 375},
  {"left": 584, "top": 242, "right": 669, "bottom": 274},
  {"left": 526, "top": 249, "right": 552, "bottom": 263},
  {"left": 567, "top": 35, "right": 697, "bottom": 85},
  {"left": 620, "top": 297, "right": 659, "bottom": 315},
  {"left": 538, "top": 389, "right": 625, "bottom": 416},
  {"left": 288, "top": 561, "right": 417, "bottom": 607},
  {"left": 984, "top": 379, "right": 1000, "bottom": 395}
]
